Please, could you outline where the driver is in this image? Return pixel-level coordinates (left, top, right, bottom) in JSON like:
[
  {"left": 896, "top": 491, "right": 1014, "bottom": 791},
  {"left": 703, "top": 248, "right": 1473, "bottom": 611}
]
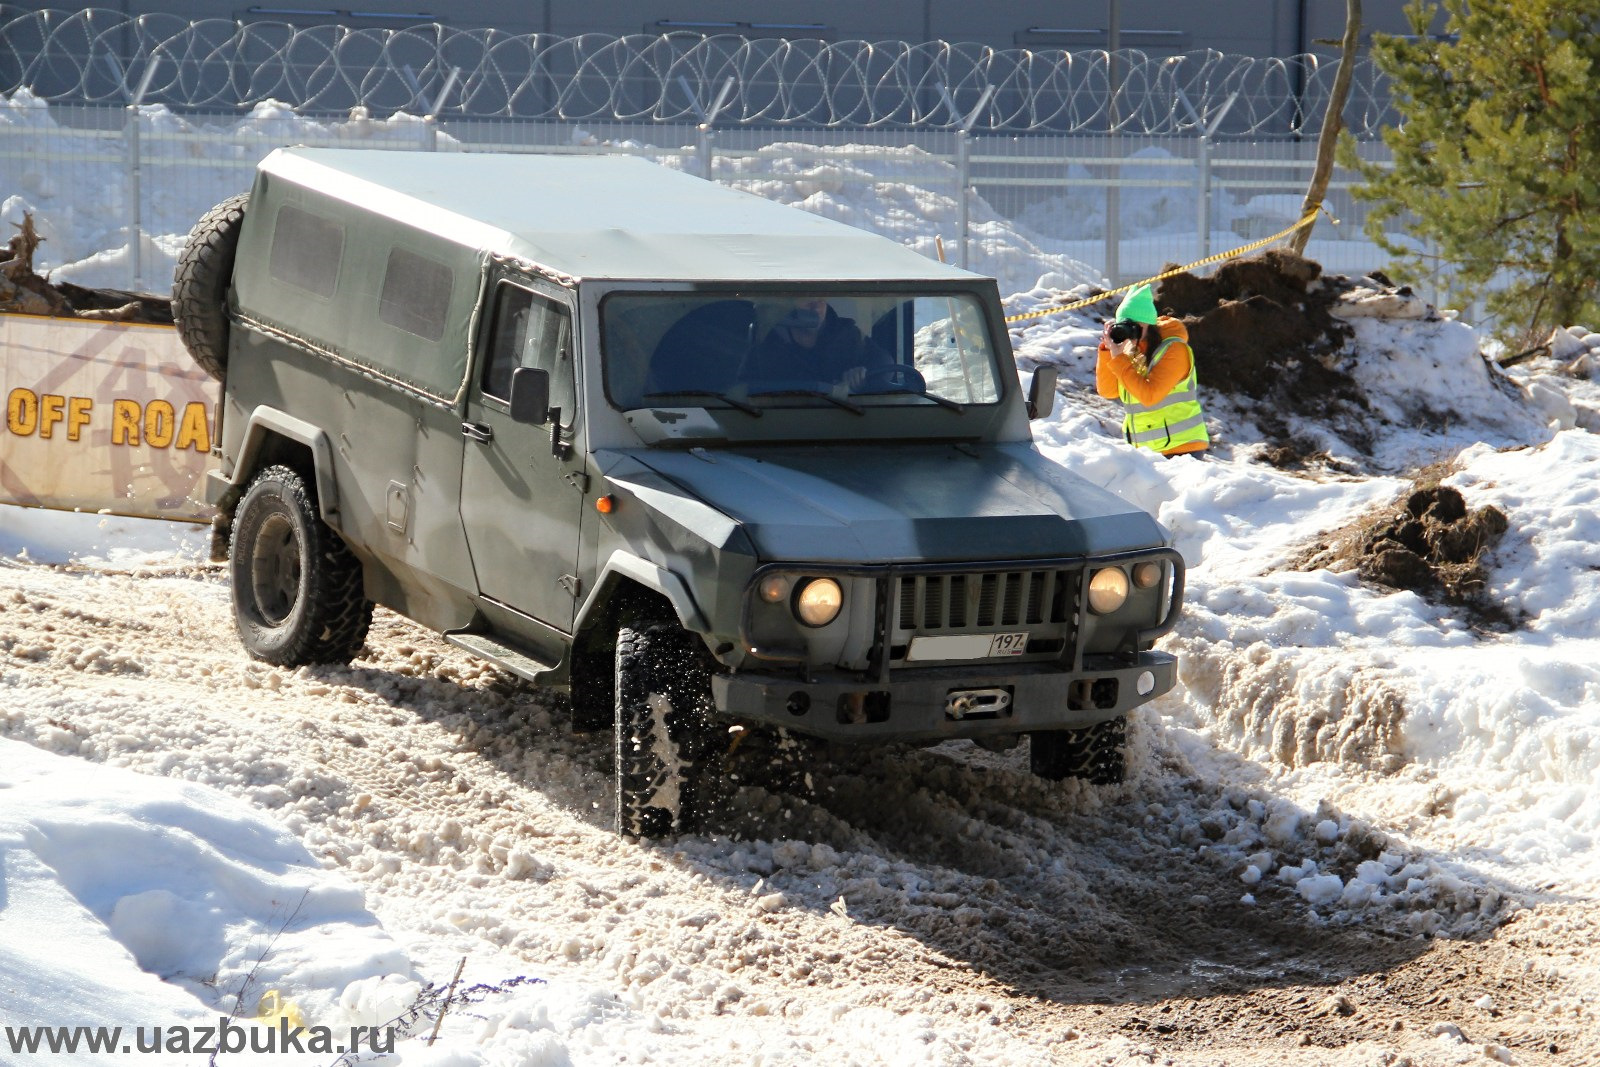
[{"left": 746, "top": 296, "right": 893, "bottom": 390}]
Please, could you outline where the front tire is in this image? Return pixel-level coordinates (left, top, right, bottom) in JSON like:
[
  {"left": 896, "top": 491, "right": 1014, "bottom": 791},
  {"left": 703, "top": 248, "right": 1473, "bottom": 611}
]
[
  {"left": 613, "top": 620, "right": 722, "bottom": 839},
  {"left": 229, "top": 465, "right": 372, "bottom": 666},
  {"left": 1030, "top": 716, "right": 1127, "bottom": 785}
]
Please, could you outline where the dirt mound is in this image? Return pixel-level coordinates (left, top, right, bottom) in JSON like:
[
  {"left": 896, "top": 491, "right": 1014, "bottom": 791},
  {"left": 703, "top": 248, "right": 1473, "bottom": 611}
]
[
  {"left": 1, "top": 213, "right": 172, "bottom": 324},
  {"left": 1153, "top": 249, "right": 1369, "bottom": 462},
  {"left": 1290, "top": 470, "right": 1516, "bottom": 631}
]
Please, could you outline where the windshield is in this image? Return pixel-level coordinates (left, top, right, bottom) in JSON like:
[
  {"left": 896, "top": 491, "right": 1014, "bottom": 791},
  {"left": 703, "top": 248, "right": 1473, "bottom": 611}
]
[{"left": 602, "top": 290, "right": 1002, "bottom": 412}]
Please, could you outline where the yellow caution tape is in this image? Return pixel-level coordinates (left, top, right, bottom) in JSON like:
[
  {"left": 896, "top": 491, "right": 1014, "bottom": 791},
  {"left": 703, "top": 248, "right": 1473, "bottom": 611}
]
[{"left": 1002, "top": 204, "right": 1332, "bottom": 327}]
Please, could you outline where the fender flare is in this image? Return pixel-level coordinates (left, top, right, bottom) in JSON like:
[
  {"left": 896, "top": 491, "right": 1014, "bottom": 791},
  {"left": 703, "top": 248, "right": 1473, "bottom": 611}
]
[
  {"left": 575, "top": 551, "right": 708, "bottom": 635},
  {"left": 212, "top": 407, "right": 343, "bottom": 529}
]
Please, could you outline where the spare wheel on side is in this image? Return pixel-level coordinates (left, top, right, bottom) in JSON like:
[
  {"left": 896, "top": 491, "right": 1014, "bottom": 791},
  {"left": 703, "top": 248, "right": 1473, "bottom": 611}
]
[{"left": 172, "top": 192, "right": 249, "bottom": 381}]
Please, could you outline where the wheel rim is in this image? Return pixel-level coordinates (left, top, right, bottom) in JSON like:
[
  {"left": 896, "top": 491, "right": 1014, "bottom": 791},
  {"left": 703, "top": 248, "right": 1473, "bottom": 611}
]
[{"left": 250, "top": 513, "right": 301, "bottom": 625}]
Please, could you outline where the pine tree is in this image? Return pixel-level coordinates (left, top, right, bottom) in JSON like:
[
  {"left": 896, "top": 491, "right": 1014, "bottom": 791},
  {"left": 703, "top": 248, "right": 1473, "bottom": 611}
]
[{"left": 1349, "top": 0, "right": 1600, "bottom": 345}]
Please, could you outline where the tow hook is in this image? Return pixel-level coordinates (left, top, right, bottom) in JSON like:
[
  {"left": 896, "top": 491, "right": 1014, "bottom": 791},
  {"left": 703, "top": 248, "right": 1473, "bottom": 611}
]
[{"left": 945, "top": 688, "right": 1012, "bottom": 719}]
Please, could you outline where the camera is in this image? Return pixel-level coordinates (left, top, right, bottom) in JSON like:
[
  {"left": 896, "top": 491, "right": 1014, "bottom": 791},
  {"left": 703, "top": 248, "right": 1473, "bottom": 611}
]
[{"left": 1107, "top": 319, "right": 1143, "bottom": 345}]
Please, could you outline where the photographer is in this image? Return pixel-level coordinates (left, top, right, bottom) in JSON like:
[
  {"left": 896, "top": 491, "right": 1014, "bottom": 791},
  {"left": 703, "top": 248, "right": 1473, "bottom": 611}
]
[{"left": 1095, "top": 283, "right": 1210, "bottom": 457}]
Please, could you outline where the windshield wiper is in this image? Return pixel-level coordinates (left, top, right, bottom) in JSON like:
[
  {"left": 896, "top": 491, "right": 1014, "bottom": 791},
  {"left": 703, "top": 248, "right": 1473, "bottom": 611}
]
[
  {"left": 746, "top": 388, "right": 864, "bottom": 415},
  {"left": 643, "top": 390, "right": 763, "bottom": 416},
  {"left": 908, "top": 390, "right": 965, "bottom": 412}
]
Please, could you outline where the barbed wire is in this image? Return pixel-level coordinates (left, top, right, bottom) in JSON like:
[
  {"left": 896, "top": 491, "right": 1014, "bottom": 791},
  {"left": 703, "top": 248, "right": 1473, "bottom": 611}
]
[{"left": 0, "top": 7, "right": 1394, "bottom": 135}]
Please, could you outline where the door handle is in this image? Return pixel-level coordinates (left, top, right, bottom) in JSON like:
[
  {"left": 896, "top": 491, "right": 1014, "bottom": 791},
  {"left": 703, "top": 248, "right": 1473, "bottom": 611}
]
[{"left": 461, "top": 421, "right": 493, "bottom": 443}]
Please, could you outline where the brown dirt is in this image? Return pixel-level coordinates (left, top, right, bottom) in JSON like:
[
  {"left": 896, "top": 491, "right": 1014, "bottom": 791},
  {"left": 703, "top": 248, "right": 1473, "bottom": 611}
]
[
  {"left": 1153, "top": 249, "right": 1374, "bottom": 464},
  {"left": 1288, "top": 463, "right": 1518, "bottom": 632}
]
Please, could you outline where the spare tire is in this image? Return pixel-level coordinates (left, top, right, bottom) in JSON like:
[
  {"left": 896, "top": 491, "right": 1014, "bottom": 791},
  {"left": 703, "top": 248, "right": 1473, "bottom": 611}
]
[{"left": 172, "top": 192, "right": 248, "bottom": 381}]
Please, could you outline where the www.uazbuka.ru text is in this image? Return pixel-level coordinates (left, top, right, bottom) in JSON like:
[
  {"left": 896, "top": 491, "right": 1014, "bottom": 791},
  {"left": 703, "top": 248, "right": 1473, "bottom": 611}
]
[{"left": 5, "top": 1017, "right": 398, "bottom": 1056}]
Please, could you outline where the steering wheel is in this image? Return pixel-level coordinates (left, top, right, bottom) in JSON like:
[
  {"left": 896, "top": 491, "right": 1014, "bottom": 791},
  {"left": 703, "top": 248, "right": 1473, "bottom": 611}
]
[{"left": 856, "top": 364, "right": 926, "bottom": 393}]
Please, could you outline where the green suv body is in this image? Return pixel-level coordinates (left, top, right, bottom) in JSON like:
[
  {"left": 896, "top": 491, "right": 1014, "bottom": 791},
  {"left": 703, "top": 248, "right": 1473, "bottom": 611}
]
[{"left": 180, "top": 147, "right": 1184, "bottom": 837}]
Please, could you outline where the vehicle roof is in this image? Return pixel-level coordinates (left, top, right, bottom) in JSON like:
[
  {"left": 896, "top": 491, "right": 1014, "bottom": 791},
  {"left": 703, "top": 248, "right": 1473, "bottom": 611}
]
[{"left": 259, "top": 147, "right": 978, "bottom": 284}]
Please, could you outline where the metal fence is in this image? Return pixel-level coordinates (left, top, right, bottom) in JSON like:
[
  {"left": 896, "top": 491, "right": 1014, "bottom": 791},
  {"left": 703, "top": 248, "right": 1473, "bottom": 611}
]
[
  {"left": 0, "top": 104, "right": 1394, "bottom": 298},
  {"left": 0, "top": 12, "right": 1401, "bottom": 299}
]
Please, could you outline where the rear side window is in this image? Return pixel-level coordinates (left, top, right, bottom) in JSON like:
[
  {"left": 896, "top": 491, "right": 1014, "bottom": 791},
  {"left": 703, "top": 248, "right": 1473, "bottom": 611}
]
[
  {"left": 267, "top": 205, "right": 343, "bottom": 297},
  {"left": 378, "top": 247, "right": 454, "bottom": 342}
]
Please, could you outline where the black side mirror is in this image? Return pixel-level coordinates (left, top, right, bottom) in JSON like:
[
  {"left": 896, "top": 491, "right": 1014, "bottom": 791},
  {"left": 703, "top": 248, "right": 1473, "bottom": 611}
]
[
  {"left": 1026, "top": 365, "right": 1057, "bottom": 420},
  {"left": 509, "top": 366, "right": 550, "bottom": 425}
]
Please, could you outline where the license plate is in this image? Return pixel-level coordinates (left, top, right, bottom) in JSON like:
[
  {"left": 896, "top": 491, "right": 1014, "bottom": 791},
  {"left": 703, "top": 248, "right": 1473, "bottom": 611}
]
[
  {"left": 986, "top": 631, "right": 1029, "bottom": 656},
  {"left": 906, "top": 632, "right": 1029, "bottom": 662}
]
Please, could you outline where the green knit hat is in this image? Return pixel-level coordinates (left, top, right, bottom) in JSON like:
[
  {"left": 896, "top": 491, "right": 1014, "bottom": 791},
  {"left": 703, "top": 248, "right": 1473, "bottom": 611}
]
[{"left": 1115, "top": 284, "right": 1158, "bottom": 325}]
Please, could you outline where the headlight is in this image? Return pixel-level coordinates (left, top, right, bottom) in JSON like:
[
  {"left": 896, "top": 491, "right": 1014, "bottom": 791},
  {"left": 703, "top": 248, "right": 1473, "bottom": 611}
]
[
  {"left": 794, "top": 578, "right": 843, "bottom": 627},
  {"left": 1087, "top": 567, "right": 1130, "bottom": 614},
  {"left": 1132, "top": 561, "right": 1163, "bottom": 590},
  {"left": 758, "top": 574, "right": 791, "bottom": 603}
]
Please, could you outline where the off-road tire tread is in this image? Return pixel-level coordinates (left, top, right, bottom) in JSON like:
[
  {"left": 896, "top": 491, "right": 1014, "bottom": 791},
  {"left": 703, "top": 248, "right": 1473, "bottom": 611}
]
[
  {"left": 614, "top": 621, "right": 719, "bottom": 839},
  {"left": 230, "top": 465, "right": 372, "bottom": 666},
  {"left": 172, "top": 192, "right": 249, "bottom": 381},
  {"left": 1030, "top": 716, "right": 1127, "bottom": 785}
]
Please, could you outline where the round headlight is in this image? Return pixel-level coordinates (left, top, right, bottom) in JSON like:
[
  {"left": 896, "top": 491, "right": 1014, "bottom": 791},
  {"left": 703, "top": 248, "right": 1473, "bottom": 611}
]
[
  {"left": 1132, "top": 561, "right": 1163, "bottom": 590},
  {"left": 758, "top": 574, "right": 791, "bottom": 603},
  {"left": 794, "top": 578, "right": 843, "bottom": 627},
  {"left": 1087, "top": 567, "right": 1130, "bottom": 614}
]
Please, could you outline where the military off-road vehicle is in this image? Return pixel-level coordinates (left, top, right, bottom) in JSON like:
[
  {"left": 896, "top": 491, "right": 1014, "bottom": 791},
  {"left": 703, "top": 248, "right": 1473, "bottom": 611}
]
[{"left": 175, "top": 147, "right": 1184, "bottom": 838}]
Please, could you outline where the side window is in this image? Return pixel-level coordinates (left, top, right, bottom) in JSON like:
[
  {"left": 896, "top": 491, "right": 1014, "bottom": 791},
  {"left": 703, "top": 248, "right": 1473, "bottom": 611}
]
[
  {"left": 907, "top": 296, "right": 1000, "bottom": 404},
  {"left": 378, "top": 247, "right": 453, "bottom": 342},
  {"left": 481, "top": 283, "right": 575, "bottom": 426},
  {"left": 268, "top": 205, "right": 343, "bottom": 297}
]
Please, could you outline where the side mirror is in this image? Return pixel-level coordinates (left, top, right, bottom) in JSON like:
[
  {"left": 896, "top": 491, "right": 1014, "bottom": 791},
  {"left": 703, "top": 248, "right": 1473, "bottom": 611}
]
[
  {"left": 509, "top": 367, "right": 550, "bottom": 425},
  {"left": 1026, "top": 365, "right": 1057, "bottom": 420}
]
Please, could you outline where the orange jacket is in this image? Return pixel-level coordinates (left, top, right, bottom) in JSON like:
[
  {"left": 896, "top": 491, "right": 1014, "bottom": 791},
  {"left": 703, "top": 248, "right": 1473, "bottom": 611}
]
[{"left": 1095, "top": 316, "right": 1208, "bottom": 455}]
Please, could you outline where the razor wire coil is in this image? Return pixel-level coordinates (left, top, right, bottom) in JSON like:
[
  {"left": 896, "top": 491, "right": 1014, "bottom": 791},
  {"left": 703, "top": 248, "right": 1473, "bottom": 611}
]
[{"left": 0, "top": 7, "right": 1394, "bottom": 135}]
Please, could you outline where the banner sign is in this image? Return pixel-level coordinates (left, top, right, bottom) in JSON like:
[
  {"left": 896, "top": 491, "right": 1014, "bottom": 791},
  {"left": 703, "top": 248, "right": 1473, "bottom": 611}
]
[{"left": 1, "top": 313, "right": 218, "bottom": 523}]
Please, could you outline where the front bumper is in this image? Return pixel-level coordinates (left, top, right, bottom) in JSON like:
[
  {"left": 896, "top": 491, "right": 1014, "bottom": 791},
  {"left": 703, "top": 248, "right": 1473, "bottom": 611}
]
[{"left": 710, "top": 651, "right": 1177, "bottom": 742}]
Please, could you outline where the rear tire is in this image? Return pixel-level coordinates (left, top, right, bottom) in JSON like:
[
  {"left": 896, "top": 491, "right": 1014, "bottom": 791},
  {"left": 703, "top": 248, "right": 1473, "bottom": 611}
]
[
  {"left": 229, "top": 465, "right": 372, "bottom": 666},
  {"left": 613, "top": 620, "right": 722, "bottom": 838},
  {"left": 172, "top": 193, "right": 248, "bottom": 381},
  {"left": 1030, "top": 716, "right": 1127, "bottom": 785}
]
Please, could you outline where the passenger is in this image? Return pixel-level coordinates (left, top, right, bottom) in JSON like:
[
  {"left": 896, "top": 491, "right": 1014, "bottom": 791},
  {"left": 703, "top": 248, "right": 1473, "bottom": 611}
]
[{"left": 747, "top": 297, "right": 892, "bottom": 390}]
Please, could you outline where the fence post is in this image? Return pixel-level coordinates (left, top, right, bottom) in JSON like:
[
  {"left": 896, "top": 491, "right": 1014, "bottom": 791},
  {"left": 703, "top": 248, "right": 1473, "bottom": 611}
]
[
  {"left": 425, "top": 67, "right": 461, "bottom": 152},
  {"left": 956, "top": 130, "right": 971, "bottom": 269},
  {"left": 679, "top": 76, "right": 734, "bottom": 181},
  {"left": 697, "top": 123, "right": 714, "bottom": 180},
  {"left": 1179, "top": 89, "right": 1239, "bottom": 263},
  {"left": 1105, "top": 138, "right": 1121, "bottom": 285},
  {"left": 1199, "top": 136, "right": 1212, "bottom": 258},
  {"left": 107, "top": 55, "right": 160, "bottom": 292},
  {"left": 938, "top": 83, "right": 993, "bottom": 271},
  {"left": 124, "top": 104, "right": 141, "bottom": 291}
]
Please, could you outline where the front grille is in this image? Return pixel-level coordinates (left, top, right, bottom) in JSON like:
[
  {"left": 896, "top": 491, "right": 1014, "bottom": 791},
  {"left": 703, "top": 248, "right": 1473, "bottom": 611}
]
[{"left": 895, "top": 569, "right": 1078, "bottom": 632}]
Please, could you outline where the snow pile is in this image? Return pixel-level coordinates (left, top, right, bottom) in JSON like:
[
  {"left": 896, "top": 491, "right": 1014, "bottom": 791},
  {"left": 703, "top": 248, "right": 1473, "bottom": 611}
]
[{"left": 0, "top": 739, "right": 409, "bottom": 1049}]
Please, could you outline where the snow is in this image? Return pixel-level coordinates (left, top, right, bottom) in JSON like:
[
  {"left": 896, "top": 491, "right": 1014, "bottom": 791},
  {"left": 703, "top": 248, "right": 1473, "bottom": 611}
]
[{"left": 4, "top": 92, "right": 1600, "bottom": 1064}]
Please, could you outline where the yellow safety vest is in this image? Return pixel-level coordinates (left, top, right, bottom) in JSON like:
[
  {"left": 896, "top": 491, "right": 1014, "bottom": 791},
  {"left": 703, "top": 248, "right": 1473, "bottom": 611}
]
[{"left": 1119, "top": 337, "right": 1209, "bottom": 453}]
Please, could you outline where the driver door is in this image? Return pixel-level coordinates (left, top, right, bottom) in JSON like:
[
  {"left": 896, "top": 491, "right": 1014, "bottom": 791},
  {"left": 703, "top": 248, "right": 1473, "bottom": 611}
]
[{"left": 459, "top": 274, "right": 585, "bottom": 634}]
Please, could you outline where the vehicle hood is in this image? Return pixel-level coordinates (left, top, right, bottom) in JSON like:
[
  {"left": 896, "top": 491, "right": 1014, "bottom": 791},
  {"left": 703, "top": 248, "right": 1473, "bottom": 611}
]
[{"left": 615, "top": 443, "right": 1169, "bottom": 563}]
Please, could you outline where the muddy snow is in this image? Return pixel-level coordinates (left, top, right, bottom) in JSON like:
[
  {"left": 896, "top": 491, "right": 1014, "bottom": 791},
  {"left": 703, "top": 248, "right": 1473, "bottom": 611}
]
[{"left": 2, "top": 556, "right": 1595, "bottom": 1066}]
